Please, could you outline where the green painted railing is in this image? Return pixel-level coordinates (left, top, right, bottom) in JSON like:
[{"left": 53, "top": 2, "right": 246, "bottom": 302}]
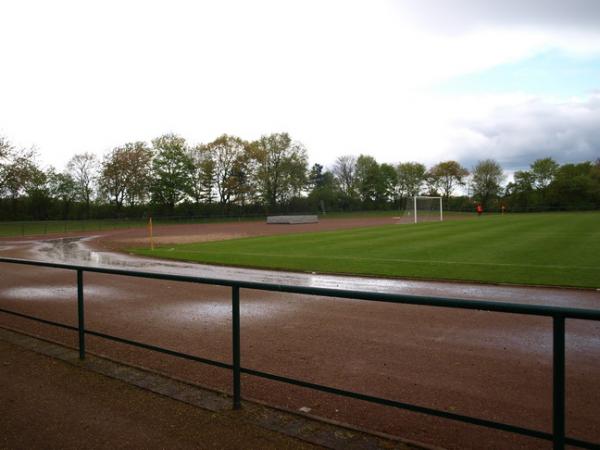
[{"left": 1, "top": 256, "right": 599, "bottom": 449}]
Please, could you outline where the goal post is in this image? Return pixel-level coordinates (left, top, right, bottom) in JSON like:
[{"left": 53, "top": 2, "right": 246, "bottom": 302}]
[{"left": 412, "top": 196, "right": 443, "bottom": 224}]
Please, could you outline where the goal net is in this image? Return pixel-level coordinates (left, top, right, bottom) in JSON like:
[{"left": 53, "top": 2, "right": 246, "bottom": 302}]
[{"left": 404, "top": 196, "right": 443, "bottom": 224}]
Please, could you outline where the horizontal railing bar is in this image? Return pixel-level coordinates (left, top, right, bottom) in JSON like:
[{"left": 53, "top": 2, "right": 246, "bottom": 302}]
[
  {"left": 0, "top": 307, "right": 78, "bottom": 331},
  {"left": 2, "top": 256, "right": 600, "bottom": 448},
  {"left": 84, "top": 329, "right": 233, "bottom": 370},
  {"left": 564, "top": 437, "right": 600, "bottom": 450},
  {"left": 2, "top": 257, "right": 600, "bottom": 321},
  {"left": 242, "top": 367, "right": 597, "bottom": 448},
  {"left": 0, "top": 305, "right": 597, "bottom": 448},
  {"left": 241, "top": 367, "right": 552, "bottom": 441},
  {"left": 0, "top": 307, "right": 231, "bottom": 369}
]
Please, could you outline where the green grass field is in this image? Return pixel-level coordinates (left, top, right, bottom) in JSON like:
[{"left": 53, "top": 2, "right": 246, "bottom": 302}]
[{"left": 132, "top": 212, "right": 600, "bottom": 288}]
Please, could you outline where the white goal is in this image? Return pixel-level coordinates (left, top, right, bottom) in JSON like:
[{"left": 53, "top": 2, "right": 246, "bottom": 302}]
[{"left": 410, "top": 196, "right": 443, "bottom": 224}]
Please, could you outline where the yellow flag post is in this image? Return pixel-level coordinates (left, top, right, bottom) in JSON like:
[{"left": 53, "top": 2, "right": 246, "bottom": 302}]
[{"left": 148, "top": 217, "right": 154, "bottom": 250}]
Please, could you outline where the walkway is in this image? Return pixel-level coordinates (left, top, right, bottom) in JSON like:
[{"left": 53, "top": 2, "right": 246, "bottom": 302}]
[{"left": 0, "top": 328, "right": 415, "bottom": 450}]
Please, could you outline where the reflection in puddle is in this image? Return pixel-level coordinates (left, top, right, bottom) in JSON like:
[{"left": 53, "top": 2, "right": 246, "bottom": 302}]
[
  {"left": 25, "top": 237, "right": 456, "bottom": 294},
  {"left": 35, "top": 238, "right": 186, "bottom": 271},
  {"left": 5, "top": 235, "right": 598, "bottom": 308},
  {"left": 159, "top": 300, "right": 290, "bottom": 322},
  {"left": 34, "top": 237, "right": 171, "bottom": 268},
  {"left": 1, "top": 284, "right": 118, "bottom": 301}
]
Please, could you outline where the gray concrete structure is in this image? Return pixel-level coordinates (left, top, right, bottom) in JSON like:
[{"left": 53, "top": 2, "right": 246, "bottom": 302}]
[{"left": 267, "top": 215, "right": 319, "bottom": 224}]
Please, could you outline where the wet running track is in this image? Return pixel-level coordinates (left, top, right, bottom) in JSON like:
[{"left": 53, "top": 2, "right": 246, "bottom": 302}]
[{"left": 1, "top": 227, "right": 599, "bottom": 449}]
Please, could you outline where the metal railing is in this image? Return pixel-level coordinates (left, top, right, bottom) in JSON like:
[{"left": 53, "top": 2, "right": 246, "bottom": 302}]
[{"left": 0, "top": 256, "right": 599, "bottom": 449}]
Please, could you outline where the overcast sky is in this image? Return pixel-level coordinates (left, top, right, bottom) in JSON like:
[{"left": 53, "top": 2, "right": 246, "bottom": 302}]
[{"left": 1, "top": 0, "right": 599, "bottom": 172}]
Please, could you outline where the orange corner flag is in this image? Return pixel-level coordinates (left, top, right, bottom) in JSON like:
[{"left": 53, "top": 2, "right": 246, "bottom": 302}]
[{"left": 148, "top": 217, "right": 154, "bottom": 250}]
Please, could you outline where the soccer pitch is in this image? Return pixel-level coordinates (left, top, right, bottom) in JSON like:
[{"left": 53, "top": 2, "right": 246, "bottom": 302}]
[{"left": 133, "top": 212, "right": 600, "bottom": 288}]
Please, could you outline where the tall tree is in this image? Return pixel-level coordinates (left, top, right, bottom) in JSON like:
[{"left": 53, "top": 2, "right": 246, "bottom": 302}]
[
  {"left": 504, "top": 170, "right": 536, "bottom": 209},
  {"left": 354, "top": 155, "right": 380, "bottom": 203},
  {"left": 67, "top": 152, "right": 98, "bottom": 218},
  {"left": 0, "top": 136, "right": 10, "bottom": 160},
  {"left": 508, "top": 170, "right": 535, "bottom": 195},
  {"left": 100, "top": 142, "right": 153, "bottom": 210},
  {"left": 308, "top": 163, "right": 325, "bottom": 191},
  {"left": 308, "top": 164, "right": 339, "bottom": 211},
  {"left": 230, "top": 151, "right": 257, "bottom": 206},
  {"left": 377, "top": 163, "right": 398, "bottom": 203},
  {"left": 151, "top": 134, "right": 193, "bottom": 210},
  {"left": 187, "top": 144, "right": 216, "bottom": 204},
  {"left": 471, "top": 159, "right": 505, "bottom": 208},
  {"left": 530, "top": 157, "right": 559, "bottom": 190},
  {"left": 396, "top": 162, "right": 427, "bottom": 199},
  {"left": 25, "top": 165, "right": 51, "bottom": 220},
  {"left": 332, "top": 155, "right": 357, "bottom": 198},
  {"left": 249, "top": 133, "right": 308, "bottom": 208},
  {"left": 0, "top": 145, "right": 46, "bottom": 219},
  {"left": 547, "top": 162, "right": 600, "bottom": 207},
  {"left": 48, "top": 169, "right": 78, "bottom": 218},
  {"left": 1, "top": 146, "right": 40, "bottom": 201},
  {"left": 427, "top": 160, "right": 469, "bottom": 204},
  {"left": 0, "top": 137, "right": 12, "bottom": 195},
  {"left": 207, "top": 134, "right": 248, "bottom": 206}
]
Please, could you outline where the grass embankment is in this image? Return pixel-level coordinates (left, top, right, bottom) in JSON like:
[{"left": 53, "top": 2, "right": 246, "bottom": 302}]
[
  {"left": 0, "top": 215, "right": 266, "bottom": 237},
  {"left": 0, "top": 219, "right": 148, "bottom": 237},
  {"left": 133, "top": 212, "right": 600, "bottom": 288}
]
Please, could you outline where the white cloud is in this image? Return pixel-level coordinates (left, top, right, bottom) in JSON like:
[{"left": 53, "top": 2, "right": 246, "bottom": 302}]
[
  {"left": 0, "top": 0, "right": 598, "bottom": 171},
  {"left": 395, "top": 0, "right": 600, "bottom": 34},
  {"left": 446, "top": 94, "right": 600, "bottom": 170}
]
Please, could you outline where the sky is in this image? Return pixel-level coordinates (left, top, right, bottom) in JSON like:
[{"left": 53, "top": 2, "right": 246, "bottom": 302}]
[{"left": 1, "top": 0, "right": 599, "bottom": 173}]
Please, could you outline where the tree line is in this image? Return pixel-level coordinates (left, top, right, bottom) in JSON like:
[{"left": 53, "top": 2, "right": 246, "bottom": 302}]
[{"left": 0, "top": 133, "right": 598, "bottom": 221}]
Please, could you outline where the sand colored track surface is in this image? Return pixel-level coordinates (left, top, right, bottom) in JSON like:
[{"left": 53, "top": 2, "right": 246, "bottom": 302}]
[
  {"left": 0, "top": 338, "right": 322, "bottom": 450},
  {"left": 1, "top": 217, "right": 599, "bottom": 449},
  {"left": 92, "top": 216, "right": 405, "bottom": 250}
]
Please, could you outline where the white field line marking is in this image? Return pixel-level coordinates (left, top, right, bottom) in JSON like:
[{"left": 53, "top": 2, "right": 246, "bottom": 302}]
[{"left": 162, "top": 250, "right": 599, "bottom": 271}]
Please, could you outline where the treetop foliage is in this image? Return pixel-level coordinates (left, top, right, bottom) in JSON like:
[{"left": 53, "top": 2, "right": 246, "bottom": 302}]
[{"left": 0, "top": 132, "right": 598, "bottom": 220}]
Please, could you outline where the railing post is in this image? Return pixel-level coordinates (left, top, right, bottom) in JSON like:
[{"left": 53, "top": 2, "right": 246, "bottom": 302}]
[
  {"left": 77, "top": 269, "right": 85, "bottom": 360},
  {"left": 553, "top": 315, "right": 565, "bottom": 450},
  {"left": 232, "top": 285, "right": 241, "bottom": 409}
]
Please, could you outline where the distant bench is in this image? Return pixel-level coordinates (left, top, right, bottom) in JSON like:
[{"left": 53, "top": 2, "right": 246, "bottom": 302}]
[{"left": 266, "top": 215, "right": 319, "bottom": 224}]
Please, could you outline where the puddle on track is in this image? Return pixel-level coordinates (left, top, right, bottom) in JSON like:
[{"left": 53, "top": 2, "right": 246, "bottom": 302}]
[
  {"left": 1, "top": 235, "right": 598, "bottom": 308},
  {"left": 24, "top": 236, "right": 424, "bottom": 292},
  {"left": 155, "top": 300, "right": 292, "bottom": 322},
  {"left": 1, "top": 235, "right": 599, "bottom": 354},
  {"left": 0, "top": 284, "right": 118, "bottom": 301}
]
